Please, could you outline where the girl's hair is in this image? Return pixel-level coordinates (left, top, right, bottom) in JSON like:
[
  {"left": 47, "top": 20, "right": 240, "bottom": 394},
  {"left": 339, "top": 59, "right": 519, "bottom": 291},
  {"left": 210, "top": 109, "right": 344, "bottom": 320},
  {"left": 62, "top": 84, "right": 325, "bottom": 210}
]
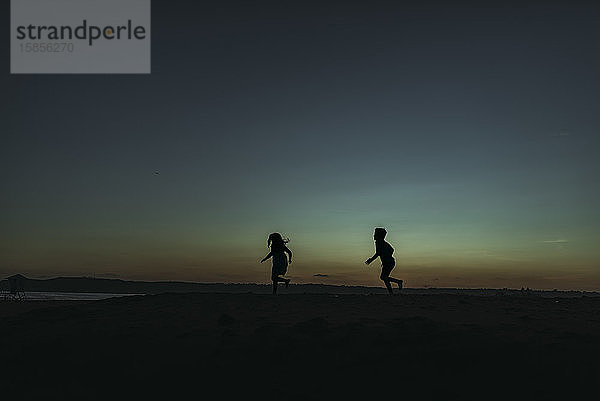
[
  {"left": 268, "top": 232, "right": 289, "bottom": 248},
  {"left": 374, "top": 227, "right": 387, "bottom": 239}
]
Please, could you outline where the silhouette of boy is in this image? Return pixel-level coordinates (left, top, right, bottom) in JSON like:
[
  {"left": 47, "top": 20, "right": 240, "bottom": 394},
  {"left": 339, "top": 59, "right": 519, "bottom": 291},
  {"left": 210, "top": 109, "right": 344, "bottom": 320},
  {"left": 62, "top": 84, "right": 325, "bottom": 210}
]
[{"left": 365, "top": 227, "right": 403, "bottom": 294}]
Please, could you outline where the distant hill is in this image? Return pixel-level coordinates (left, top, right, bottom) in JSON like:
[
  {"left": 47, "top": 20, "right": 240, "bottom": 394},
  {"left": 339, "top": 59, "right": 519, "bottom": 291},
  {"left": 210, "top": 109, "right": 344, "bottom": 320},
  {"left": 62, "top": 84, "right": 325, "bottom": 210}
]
[
  {"left": 0, "top": 275, "right": 598, "bottom": 297},
  {"left": 0, "top": 276, "right": 270, "bottom": 295},
  {"left": 0, "top": 275, "right": 386, "bottom": 295}
]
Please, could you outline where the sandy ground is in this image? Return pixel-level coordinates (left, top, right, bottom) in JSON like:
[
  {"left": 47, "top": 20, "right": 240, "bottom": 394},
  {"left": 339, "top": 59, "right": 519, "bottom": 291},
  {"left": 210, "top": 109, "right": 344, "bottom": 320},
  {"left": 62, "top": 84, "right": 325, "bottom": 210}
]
[{"left": 1, "top": 292, "right": 599, "bottom": 400}]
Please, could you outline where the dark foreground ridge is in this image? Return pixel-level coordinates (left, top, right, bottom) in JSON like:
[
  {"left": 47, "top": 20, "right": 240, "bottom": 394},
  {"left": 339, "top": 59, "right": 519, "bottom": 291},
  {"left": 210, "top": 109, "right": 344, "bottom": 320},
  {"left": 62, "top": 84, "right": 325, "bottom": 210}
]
[
  {"left": 1, "top": 275, "right": 597, "bottom": 297},
  {"left": 1, "top": 292, "right": 599, "bottom": 399}
]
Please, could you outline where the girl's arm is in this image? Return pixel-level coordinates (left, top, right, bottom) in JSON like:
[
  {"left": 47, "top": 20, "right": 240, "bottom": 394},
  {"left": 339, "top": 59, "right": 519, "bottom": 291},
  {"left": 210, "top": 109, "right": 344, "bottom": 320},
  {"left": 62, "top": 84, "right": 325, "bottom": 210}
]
[
  {"left": 260, "top": 251, "right": 273, "bottom": 263},
  {"left": 284, "top": 246, "right": 292, "bottom": 263}
]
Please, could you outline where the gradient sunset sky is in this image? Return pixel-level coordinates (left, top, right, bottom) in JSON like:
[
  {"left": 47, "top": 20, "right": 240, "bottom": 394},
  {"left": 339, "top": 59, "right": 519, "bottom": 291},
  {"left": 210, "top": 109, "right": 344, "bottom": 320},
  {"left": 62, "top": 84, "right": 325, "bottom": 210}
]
[{"left": 2, "top": 1, "right": 599, "bottom": 290}]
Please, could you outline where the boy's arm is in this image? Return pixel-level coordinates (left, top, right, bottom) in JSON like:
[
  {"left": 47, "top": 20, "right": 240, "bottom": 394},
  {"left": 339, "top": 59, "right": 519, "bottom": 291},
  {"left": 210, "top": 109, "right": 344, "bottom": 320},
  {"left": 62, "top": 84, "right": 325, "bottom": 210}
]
[
  {"left": 285, "top": 246, "right": 292, "bottom": 263},
  {"left": 260, "top": 251, "right": 273, "bottom": 263},
  {"left": 366, "top": 241, "right": 382, "bottom": 264},
  {"left": 365, "top": 253, "right": 379, "bottom": 265}
]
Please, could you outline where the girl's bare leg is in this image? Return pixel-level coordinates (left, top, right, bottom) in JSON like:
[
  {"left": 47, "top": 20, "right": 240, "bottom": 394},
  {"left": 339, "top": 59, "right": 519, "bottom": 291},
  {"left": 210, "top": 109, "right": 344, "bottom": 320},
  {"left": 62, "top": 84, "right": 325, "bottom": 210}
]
[{"left": 272, "top": 276, "right": 289, "bottom": 294}]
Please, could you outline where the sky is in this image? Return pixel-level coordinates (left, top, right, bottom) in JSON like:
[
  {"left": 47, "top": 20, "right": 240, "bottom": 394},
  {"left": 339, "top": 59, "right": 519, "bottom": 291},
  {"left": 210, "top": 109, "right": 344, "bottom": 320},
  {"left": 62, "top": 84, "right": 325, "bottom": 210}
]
[{"left": 1, "top": 1, "right": 599, "bottom": 290}]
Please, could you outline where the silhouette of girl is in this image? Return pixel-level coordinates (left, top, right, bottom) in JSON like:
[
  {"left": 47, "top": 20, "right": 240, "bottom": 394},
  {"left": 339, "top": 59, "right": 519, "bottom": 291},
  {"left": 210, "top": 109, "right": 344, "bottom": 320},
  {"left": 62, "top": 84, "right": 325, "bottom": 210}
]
[
  {"left": 260, "top": 233, "right": 292, "bottom": 294},
  {"left": 365, "top": 227, "right": 403, "bottom": 294}
]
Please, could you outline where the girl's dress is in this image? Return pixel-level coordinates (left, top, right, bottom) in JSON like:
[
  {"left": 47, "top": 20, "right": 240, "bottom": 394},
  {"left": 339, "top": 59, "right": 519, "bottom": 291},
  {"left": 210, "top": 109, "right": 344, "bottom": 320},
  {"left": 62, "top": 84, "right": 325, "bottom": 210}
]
[{"left": 272, "top": 251, "right": 288, "bottom": 276}]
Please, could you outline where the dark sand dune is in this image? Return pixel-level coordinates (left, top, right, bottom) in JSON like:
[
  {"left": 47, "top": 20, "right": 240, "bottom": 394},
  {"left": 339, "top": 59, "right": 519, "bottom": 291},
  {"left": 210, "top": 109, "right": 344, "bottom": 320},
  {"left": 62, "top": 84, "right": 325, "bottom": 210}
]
[{"left": 2, "top": 293, "right": 599, "bottom": 399}]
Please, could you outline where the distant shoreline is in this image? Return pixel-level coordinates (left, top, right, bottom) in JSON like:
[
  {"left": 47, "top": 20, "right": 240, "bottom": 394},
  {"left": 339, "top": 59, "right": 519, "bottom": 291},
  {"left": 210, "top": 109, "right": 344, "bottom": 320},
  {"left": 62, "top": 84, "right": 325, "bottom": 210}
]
[
  {"left": 14, "top": 291, "right": 141, "bottom": 301},
  {"left": 1, "top": 276, "right": 598, "bottom": 298}
]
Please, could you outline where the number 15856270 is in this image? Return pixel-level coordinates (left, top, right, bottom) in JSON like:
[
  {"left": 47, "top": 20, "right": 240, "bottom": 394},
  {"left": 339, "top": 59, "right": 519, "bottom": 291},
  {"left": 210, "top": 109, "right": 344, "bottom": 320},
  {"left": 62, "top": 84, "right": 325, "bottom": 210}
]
[{"left": 20, "top": 42, "right": 74, "bottom": 53}]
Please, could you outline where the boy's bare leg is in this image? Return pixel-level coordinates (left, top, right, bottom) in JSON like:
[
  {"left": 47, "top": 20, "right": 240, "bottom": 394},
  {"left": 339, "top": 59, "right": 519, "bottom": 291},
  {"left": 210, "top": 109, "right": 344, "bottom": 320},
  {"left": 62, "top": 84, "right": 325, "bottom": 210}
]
[
  {"left": 383, "top": 279, "right": 394, "bottom": 295},
  {"left": 388, "top": 277, "right": 403, "bottom": 289}
]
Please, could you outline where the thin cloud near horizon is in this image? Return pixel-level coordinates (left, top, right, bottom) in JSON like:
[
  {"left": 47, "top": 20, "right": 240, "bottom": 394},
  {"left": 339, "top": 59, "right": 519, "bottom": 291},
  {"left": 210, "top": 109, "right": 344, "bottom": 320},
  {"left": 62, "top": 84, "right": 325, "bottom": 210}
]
[{"left": 542, "top": 239, "right": 568, "bottom": 244}]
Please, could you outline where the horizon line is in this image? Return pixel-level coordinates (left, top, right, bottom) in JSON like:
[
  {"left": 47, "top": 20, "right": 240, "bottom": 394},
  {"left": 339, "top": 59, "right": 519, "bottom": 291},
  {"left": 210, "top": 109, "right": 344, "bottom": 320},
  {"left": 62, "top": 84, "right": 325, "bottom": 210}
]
[{"left": 3, "top": 274, "right": 599, "bottom": 293}]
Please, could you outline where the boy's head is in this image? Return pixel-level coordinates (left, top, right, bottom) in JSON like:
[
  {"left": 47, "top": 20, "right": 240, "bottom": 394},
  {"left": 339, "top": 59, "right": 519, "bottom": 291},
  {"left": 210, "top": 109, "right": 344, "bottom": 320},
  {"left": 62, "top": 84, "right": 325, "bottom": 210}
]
[{"left": 373, "top": 227, "right": 387, "bottom": 240}]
